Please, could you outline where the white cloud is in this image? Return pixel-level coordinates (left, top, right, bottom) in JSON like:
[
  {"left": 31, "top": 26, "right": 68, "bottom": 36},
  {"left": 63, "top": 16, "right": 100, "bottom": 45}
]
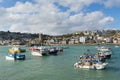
[
  {"left": 66, "top": 11, "right": 114, "bottom": 31},
  {"left": 104, "top": 0, "right": 120, "bottom": 7},
  {"left": 98, "top": 17, "right": 114, "bottom": 25},
  {"left": 0, "top": 0, "right": 115, "bottom": 35},
  {"left": 35, "top": 0, "right": 97, "bottom": 12},
  {"left": 98, "top": 0, "right": 120, "bottom": 8}
]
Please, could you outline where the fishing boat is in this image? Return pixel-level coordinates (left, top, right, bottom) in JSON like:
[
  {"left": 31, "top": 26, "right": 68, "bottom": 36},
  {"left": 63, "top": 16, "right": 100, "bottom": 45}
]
[
  {"left": 31, "top": 47, "right": 49, "bottom": 56},
  {"left": 48, "top": 47, "right": 58, "bottom": 55},
  {"left": 74, "top": 49, "right": 108, "bottom": 70},
  {"left": 6, "top": 53, "right": 26, "bottom": 60},
  {"left": 97, "top": 46, "right": 112, "bottom": 59},
  {"left": 94, "top": 63, "right": 108, "bottom": 70},
  {"left": 29, "top": 46, "right": 37, "bottom": 51},
  {"left": 74, "top": 61, "right": 94, "bottom": 69},
  {"left": 8, "top": 46, "right": 26, "bottom": 53},
  {"left": 115, "top": 45, "right": 119, "bottom": 48},
  {"left": 99, "top": 50, "right": 112, "bottom": 59},
  {"left": 98, "top": 46, "right": 110, "bottom": 52},
  {"left": 74, "top": 61, "right": 108, "bottom": 70},
  {"left": 56, "top": 47, "right": 63, "bottom": 52}
]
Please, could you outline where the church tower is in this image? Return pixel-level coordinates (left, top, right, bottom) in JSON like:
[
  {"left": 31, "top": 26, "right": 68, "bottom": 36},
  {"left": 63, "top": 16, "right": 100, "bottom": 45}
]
[{"left": 38, "top": 33, "right": 43, "bottom": 44}]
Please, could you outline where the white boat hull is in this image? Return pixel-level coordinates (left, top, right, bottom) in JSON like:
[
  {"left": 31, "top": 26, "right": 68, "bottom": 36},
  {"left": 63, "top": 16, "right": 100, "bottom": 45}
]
[
  {"left": 6, "top": 56, "right": 14, "bottom": 60},
  {"left": 94, "top": 63, "right": 108, "bottom": 70},
  {"left": 74, "top": 62, "right": 108, "bottom": 70},
  {"left": 75, "top": 65, "right": 94, "bottom": 69},
  {"left": 31, "top": 51, "right": 42, "bottom": 56}
]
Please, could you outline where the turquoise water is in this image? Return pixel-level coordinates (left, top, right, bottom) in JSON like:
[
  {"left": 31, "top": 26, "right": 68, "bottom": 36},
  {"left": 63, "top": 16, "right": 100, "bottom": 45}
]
[{"left": 0, "top": 45, "right": 120, "bottom": 80}]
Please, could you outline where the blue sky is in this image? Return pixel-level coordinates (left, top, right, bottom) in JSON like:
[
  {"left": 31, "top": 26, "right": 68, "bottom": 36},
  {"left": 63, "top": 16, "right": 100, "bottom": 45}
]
[
  {"left": 0, "top": 0, "right": 36, "bottom": 8},
  {"left": 0, "top": 0, "right": 120, "bottom": 35},
  {"left": 87, "top": 2, "right": 120, "bottom": 30}
]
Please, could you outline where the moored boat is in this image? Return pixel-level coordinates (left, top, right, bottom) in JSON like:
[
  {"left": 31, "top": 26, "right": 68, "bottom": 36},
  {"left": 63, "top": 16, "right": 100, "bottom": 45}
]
[
  {"left": 31, "top": 46, "right": 49, "bottom": 56},
  {"left": 94, "top": 63, "right": 108, "bottom": 70},
  {"left": 74, "top": 60, "right": 108, "bottom": 70},
  {"left": 6, "top": 53, "right": 26, "bottom": 60},
  {"left": 8, "top": 46, "right": 26, "bottom": 53},
  {"left": 56, "top": 47, "right": 63, "bottom": 52},
  {"left": 74, "top": 48, "right": 109, "bottom": 70},
  {"left": 98, "top": 46, "right": 110, "bottom": 52},
  {"left": 115, "top": 45, "right": 119, "bottom": 48},
  {"left": 98, "top": 49, "right": 112, "bottom": 59},
  {"left": 31, "top": 50, "right": 42, "bottom": 56},
  {"left": 48, "top": 47, "right": 58, "bottom": 55},
  {"left": 29, "top": 46, "right": 37, "bottom": 51}
]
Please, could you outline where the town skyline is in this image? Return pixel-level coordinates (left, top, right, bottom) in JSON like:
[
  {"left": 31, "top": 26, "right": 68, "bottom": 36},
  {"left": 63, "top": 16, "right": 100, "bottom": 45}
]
[{"left": 0, "top": 29, "right": 120, "bottom": 46}]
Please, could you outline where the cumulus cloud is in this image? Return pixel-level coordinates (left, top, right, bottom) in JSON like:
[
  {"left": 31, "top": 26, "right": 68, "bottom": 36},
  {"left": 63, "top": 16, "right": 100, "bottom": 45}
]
[
  {"left": 98, "top": 0, "right": 120, "bottom": 8},
  {"left": 98, "top": 17, "right": 114, "bottom": 25},
  {"left": 66, "top": 11, "right": 114, "bottom": 31},
  {"left": 35, "top": 0, "right": 97, "bottom": 12},
  {"left": 104, "top": 0, "right": 120, "bottom": 7},
  {"left": 0, "top": 0, "right": 115, "bottom": 35}
]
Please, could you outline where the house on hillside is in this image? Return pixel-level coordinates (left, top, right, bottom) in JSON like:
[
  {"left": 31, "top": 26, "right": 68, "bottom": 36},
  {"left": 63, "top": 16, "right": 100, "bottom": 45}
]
[
  {"left": 68, "top": 39, "right": 75, "bottom": 44},
  {"left": 104, "top": 37, "right": 113, "bottom": 43},
  {"left": 79, "top": 36, "right": 88, "bottom": 43},
  {"left": 113, "top": 38, "right": 118, "bottom": 43},
  {"left": 113, "top": 37, "right": 120, "bottom": 43}
]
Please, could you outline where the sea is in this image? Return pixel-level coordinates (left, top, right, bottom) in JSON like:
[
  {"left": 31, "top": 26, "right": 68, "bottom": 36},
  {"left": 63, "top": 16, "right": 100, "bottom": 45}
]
[{"left": 0, "top": 45, "right": 120, "bottom": 80}]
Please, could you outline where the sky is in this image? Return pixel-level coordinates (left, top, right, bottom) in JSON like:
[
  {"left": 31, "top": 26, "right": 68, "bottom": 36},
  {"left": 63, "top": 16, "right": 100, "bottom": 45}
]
[{"left": 0, "top": 0, "right": 120, "bottom": 35}]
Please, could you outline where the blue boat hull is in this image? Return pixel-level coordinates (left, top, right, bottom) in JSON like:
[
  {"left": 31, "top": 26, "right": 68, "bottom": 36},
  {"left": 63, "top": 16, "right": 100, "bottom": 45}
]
[{"left": 6, "top": 53, "right": 26, "bottom": 60}]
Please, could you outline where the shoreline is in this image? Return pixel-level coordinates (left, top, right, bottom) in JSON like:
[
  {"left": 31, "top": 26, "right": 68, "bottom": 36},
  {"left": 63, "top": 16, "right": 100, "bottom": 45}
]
[{"left": 0, "top": 43, "right": 120, "bottom": 46}]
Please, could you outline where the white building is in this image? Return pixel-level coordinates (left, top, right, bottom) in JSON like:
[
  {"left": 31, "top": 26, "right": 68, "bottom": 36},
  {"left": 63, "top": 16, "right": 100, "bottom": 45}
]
[
  {"left": 105, "top": 38, "right": 113, "bottom": 43},
  {"left": 50, "top": 39, "right": 55, "bottom": 44},
  {"left": 97, "top": 36, "right": 104, "bottom": 40},
  {"left": 113, "top": 38, "right": 118, "bottom": 43},
  {"left": 68, "top": 39, "right": 75, "bottom": 44},
  {"left": 79, "top": 37, "right": 86, "bottom": 43}
]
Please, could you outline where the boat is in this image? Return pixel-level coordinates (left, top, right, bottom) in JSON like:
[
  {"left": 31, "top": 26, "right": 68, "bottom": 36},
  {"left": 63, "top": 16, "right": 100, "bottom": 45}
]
[
  {"left": 29, "top": 46, "right": 37, "bottom": 51},
  {"left": 74, "top": 50, "right": 108, "bottom": 70},
  {"left": 8, "top": 46, "right": 26, "bottom": 53},
  {"left": 74, "top": 61, "right": 94, "bottom": 69},
  {"left": 31, "top": 50, "right": 42, "bottom": 56},
  {"left": 74, "top": 61, "right": 108, "bottom": 70},
  {"left": 115, "top": 45, "right": 119, "bottom": 48},
  {"left": 98, "top": 46, "right": 110, "bottom": 52},
  {"left": 105, "top": 53, "right": 112, "bottom": 59},
  {"left": 31, "top": 47, "right": 49, "bottom": 56},
  {"left": 99, "top": 50, "right": 112, "bottom": 59},
  {"left": 56, "top": 47, "right": 63, "bottom": 52},
  {"left": 48, "top": 47, "right": 58, "bottom": 55},
  {"left": 94, "top": 63, "right": 108, "bottom": 70},
  {"left": 6, "top": 53, "right": 26, "bottom": 60}
]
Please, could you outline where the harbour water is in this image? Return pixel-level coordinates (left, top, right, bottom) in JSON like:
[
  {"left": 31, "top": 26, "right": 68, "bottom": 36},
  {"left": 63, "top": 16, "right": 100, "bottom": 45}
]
[{"left": 0, "top": 45, "right": 120, "bottom": 80}]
